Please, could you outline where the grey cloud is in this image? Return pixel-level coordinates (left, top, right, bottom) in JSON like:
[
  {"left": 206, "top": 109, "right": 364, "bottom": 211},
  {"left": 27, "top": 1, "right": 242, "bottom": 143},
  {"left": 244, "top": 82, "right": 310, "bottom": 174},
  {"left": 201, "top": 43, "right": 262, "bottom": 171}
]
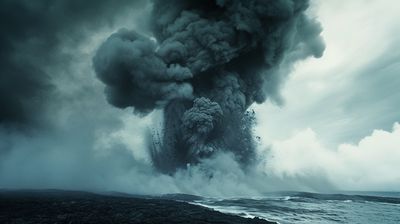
[
  {"left": 0, "top": 0, "right": 146, "bottom": 129},
  {"left": 0, "top": 0, "right": 153, "bottom": 191},
  {"left": 181, "top": 97, "right": 223, "bottom": 158},
  {"left": 93, "top": 29, "right": 193, "bottom": 114}
]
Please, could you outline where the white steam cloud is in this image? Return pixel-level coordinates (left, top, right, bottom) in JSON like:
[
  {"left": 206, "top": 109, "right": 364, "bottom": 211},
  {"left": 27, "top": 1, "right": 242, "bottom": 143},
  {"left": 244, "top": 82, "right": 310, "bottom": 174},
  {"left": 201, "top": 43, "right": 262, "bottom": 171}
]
[{"left": 263, "top": 123, "right": 400, "bottom": 191}]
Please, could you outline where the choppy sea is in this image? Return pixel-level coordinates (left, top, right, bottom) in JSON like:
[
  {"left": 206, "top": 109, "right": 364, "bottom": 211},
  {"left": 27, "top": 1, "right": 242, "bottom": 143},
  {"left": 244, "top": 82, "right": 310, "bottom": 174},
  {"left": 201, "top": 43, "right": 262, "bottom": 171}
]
[{"left": 171, "top": 192, "right": 400, "bottom": 224}]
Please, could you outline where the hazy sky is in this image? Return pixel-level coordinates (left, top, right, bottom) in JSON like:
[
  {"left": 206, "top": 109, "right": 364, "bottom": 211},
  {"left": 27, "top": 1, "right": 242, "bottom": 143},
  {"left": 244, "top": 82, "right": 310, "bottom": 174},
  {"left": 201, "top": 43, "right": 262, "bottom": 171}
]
[
  {"left": 0, "top": 0, "right": 399, "bottom": 195},
  {"left": 255, "top": 0, "right": 400, "bottom": 191},
  {"left": 256, "top": 0, "right": 400, "bottom": 146}
]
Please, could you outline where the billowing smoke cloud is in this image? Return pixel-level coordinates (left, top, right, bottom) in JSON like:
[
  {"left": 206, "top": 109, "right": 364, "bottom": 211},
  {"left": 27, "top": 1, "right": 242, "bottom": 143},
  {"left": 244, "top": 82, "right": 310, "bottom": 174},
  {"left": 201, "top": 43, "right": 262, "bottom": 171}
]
[
  {"left": 93, "top": 29, "right": 193, "bottom": 114},
  {"left": 94, "top": 0, "right": 325, "bottom": 173}
]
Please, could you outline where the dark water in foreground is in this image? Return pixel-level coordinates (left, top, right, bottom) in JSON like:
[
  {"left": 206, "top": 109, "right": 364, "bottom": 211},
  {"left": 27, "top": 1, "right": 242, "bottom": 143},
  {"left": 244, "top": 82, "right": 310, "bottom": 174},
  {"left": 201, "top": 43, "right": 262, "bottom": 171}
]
[{"left": 187, "top": 192, "right": 400, "bottom": 224}]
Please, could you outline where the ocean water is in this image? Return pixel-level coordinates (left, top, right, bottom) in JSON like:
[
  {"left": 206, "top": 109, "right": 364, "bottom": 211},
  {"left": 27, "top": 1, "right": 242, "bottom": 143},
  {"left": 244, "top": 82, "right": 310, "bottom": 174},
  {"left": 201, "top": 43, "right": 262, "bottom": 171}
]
[{"left": 187, "top": 192, "right": 400, "bottom": 224}]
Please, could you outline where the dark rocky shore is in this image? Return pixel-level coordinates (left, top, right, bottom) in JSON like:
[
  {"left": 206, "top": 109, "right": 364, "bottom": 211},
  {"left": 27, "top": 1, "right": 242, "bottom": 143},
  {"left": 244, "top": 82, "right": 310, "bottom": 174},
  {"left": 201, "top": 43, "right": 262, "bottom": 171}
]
[{"left": 0, "top": 190, "right": 275, "bottom": 224}]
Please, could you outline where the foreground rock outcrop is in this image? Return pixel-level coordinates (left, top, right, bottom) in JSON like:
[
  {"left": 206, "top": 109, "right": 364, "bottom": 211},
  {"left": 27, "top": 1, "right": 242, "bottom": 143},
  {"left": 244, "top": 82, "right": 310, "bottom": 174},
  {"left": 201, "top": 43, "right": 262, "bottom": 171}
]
[{"left": 0, "top": 190, "right": 275, "bottom": 224}]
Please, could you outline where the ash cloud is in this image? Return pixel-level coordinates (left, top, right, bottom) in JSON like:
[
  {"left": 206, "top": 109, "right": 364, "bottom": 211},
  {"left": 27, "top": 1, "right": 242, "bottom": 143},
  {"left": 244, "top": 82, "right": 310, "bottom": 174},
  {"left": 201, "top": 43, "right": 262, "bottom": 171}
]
[
  {"left": 94, "top": 0, "right": 325, "bottom": 173},
  {"left": 93, "top": 29, "right": 193, "bottom": 114}
]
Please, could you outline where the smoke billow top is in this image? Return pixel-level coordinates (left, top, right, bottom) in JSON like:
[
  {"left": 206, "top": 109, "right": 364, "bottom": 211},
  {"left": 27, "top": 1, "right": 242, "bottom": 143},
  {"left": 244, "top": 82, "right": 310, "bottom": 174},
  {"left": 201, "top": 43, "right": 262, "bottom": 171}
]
[{"left": 93, "top": 0, "right": 325, "bottom": 173}]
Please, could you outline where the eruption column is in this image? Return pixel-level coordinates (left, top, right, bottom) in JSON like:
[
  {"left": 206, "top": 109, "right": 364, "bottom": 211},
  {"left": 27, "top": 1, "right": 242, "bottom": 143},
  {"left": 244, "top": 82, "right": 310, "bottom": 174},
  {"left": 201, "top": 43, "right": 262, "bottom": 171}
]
[{"left": 93, "top": 0, "right": 325, "bottom": 173}]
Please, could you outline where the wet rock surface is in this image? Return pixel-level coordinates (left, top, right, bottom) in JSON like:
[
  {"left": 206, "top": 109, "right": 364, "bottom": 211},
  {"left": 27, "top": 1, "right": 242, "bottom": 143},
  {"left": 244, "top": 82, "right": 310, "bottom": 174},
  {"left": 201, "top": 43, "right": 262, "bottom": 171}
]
[{"left": 0, "top": 190, "right": 275, "bottom": 224}]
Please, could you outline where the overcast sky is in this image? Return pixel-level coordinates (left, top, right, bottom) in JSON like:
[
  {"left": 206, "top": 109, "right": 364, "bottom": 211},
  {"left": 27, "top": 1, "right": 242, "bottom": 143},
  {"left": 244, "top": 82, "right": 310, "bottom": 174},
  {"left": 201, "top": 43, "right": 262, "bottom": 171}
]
[
  {"left": 254, "top": 0, "right": 400, "bottom": 191},
  {"left": 0, "top": 0, "right": 399, "bottom": 194},
  {"left": 256, "top": 0, "right": 400, "bottom": 145}
]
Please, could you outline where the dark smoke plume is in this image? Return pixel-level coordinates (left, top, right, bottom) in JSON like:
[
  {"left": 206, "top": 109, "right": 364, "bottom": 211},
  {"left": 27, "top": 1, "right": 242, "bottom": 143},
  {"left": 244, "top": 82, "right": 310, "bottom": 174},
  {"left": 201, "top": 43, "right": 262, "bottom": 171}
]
[{"left": 93, "top": 0, "right": 325, "bottom": 173}]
